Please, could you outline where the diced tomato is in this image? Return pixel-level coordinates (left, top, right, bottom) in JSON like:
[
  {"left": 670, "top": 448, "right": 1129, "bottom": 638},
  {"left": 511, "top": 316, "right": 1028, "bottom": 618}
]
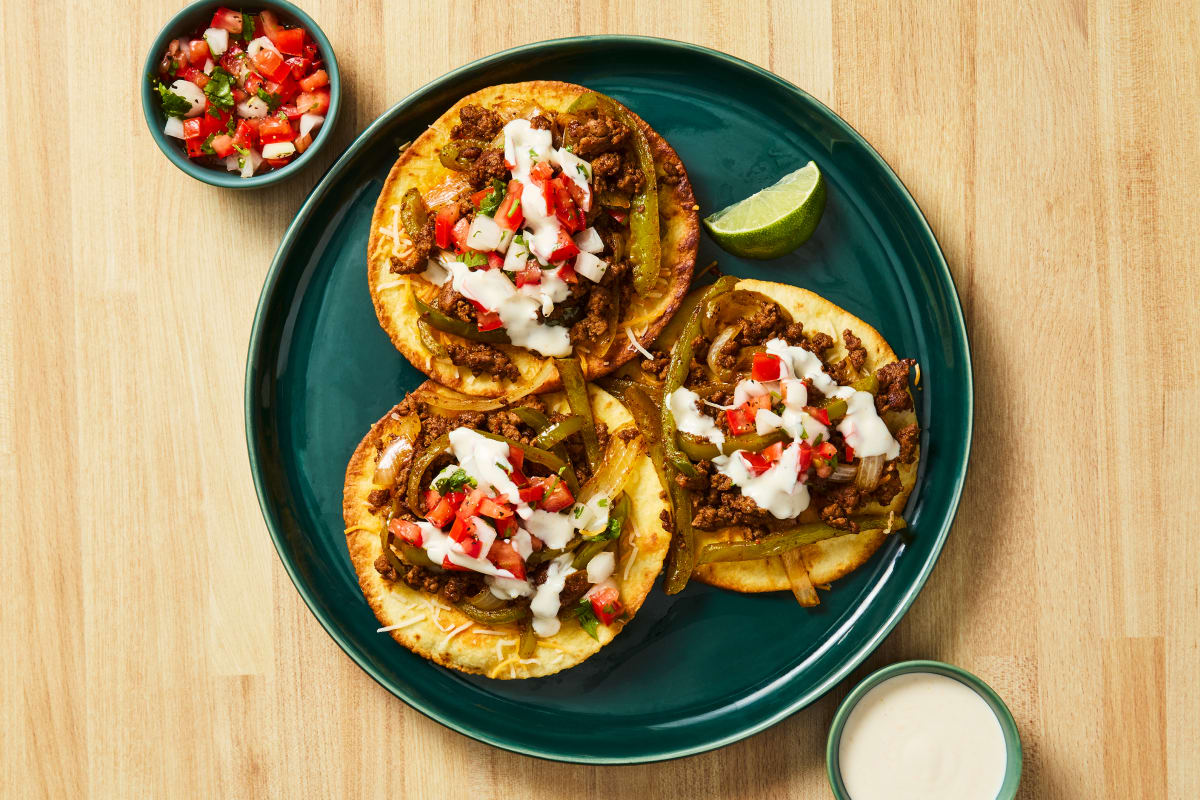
[
  {"left": 508, "top": 447, "right": 525, "bottom": 478},
  {"left": 751, "top": 352, "right": 783, "bottom": 381},
  {"left": 232, "top": 86, "right": 248, "bottom": 103},
  {"left": 279, "top": 104, "right": 304, "bottom": 122},
  {"left": 484, "top": 252, "right": 504, "bottom": 271},
  {"left": 295, "top": 88, "right": 329, "bottom": 115},
  {"left": 303, "top": 42, "right": 319, "bottom": 60},
  {"left": 181, "top": 117, "right": 206, "bottom": 140},
  {"left": 448, "top": 513, "right": 474, "bottom": 543},
  {"left": 257, "top": 9, "right": 284, "bottom": 41},
  {"left": 478, "top": 497, "right": 514, "bottom": 520},
  {"left": 470, "top": 187, "right": 493, "bottom": 208},
  {"left": 493, "top": 515, "right": 519, "bottom": 539},
  {"left": 530, "top": 160, "right": 553, "bottom": 182},
  {"left": 607, "top": 208, "right": 628, "bottom": 225},
  {"left": 299, "top": 69, "right": 328, "bottom": 91},
  {"left": 747, "top": 392, "right": 772, "bottom": 411},
  {"left": 739, "top": 450, "right": 774, "bottom": 476},
  {"left": 210, "top": 134, "right": 235, "bottom": 158},
  {"left": 425, "top": 495, "right": 457, "bottom": 528},
  {"left": 798, "top": 441, "right": 813, "bottom": 473},
  {"left": 486, "top": 538, "right": 526, "bottom": 580},
  {"left": 177, "top": 65, "right": 203, "bottom": 84},
  {"left": 476, "top": 311, "right": 503, "bottom": 332},
  {"left": 515, "top": 262, "right": 541, "bottom": 288},
  {"left": 518, "top": 484, "right": 545, "bottom": 503},
  {"left": 550, "top": 177, "right": 584, "bottom": 232},
  {"left": 387, "top": 517, "right": 423, "bottom": 547},
  {"left": 557, "top": 261, "right": 578, "bottom": 283},
  {"left": 495, "top": 181, "right": 524, "bottom": 230},
  {"left": 210, "top": 7, "right": 243, "bottom": 33},
  {"left": 273, "top": 27, "right": 306, "bottom": 56},
  {"left": 589, "top": 585, "right": 623, "bottom": 625},
  {"left": 435, "top": 206, "right": 460, "bottom": 249},
  {"left": 451, "top": 217, "right": 471, "bottom": 250},
  {"left": 266, "top": 76, "right": 300, "bottom": 104},
  {"left": 187, "top": 39, "right": 210, "bottom": 67},
  {"left": 804, "top": 406, "right": 831, "bottom": 426},
  {"left": 843, "top": 443, "right": 855, "bottom": 462},
  {"left": 233, "top": 119, "right": 257, "bottom": 150},
  {"left": 219, "top": 47, "right": 245, "bottom": 76},
  {"left": 537, "top": 477, "right": 574, "bottom": 512},
  {"left": 563, "top": 177, "right": 589, "bottom": 212},
  {"left": 441, "top": 556, "right": 471, "bottom": 571},
  {"left": 185, "top": 137, "right": 205, "bottom": 158},
  {"left": 548, "top": 229, "right": 580, "bottom": 263},
  {"left": 265, "top": 157, "right": 290, "bottom": 169},
  {"left": 243, "top": 72, "right": 264, "bottom": 94},
  {"left": 203, "top": 108, "right": 232, "bottom": 136},
  {"left": 284, "top": 56, "right": 310, "bottom": 79},
  {"left": 814, "top": 442, "right": 838, "bottom": 461},
  {"left": 725, "top": 405, "right": 756, "bottom": 436},
  {"left": 294, "top": 132, "right": 313, "bottom": 153},
  {"left": 258, "top": 116, "right": 294, "bottom": 143},
  {"left": 458, "top": 535, "right": 482, "bottom": 559},
  {"left": 251, "top": 48, "right": 290, "bottom": 82},
  {"left": 762, "top": 442, "right": 784, "bottom": 462}
]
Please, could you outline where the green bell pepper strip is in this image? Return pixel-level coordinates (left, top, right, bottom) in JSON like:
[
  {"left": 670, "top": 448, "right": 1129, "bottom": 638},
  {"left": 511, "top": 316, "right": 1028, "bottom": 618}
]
[
  {"left": 555, "top": 357, "right": 602, "bottom": 467},
  {"left": 695, "top": 515, "right": 907, "bottom": 566},
  {"left": 662, "top": 477, "right": 696, "bottom": 595},
  {"left": 509, "top": 407, "right": 583, "bottom": 497},
  {"left": 405, "top": 434, "right": 450, "bottom": 516},
  {"left": 413, "top": 293, "right": 510, "bottom": 344},
  {"left": 598, "top": 377, "right": 670, "bottom": 495},
  {"left": 439, "top": 138, "right": 489, "bottom": 171},
  {"left": 851, "top": 375, "right": 879, "bottom": 394},
  {"left": 823, "top": 398, "right": 848, "bottom": 421},
  {"left": 572, "top": 539, "right": 612, "bottom": 570},
  {"left": 381, "top": 525, "right": 441, "bottom": 574},
  {"left": 661, "top": 276, "right": 740, "bottom": 478},
  {"left": 676, "top": 428, "right": 789, "bottom": 461},
  {"left": 400, "top": 187, "right": 428, "bottom": 240},
  {"left": 518, "top": 620, "right": 537, "bottom": 658},
  {"left": 568, "top": 92, "right": 660, "bottom": 296},
  {"left": 472, "top": 430, "right": 581, "bottom": 496},
  {"left": 454, "top": 601, "right": 529, "bottom": 624},
  {"left": 532, "top": 415, "right": 584, "bottom": 449}
]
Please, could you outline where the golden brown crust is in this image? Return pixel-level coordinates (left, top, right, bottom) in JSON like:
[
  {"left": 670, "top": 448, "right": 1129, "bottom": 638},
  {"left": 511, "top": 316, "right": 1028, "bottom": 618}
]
[
  {"left": 342, "top": 381, "right": 669, "bottom": 678},
  {"left": 366, "top": 81, "right": 698, "bottom": 397},
  {"left": 679, "top": 279, "right": 921, "bottom": 594}
]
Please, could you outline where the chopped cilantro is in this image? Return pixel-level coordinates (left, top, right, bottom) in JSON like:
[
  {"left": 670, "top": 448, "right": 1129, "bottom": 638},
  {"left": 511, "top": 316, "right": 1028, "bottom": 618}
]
[
  {"left": 153, "top": 80, "right": 191, "bottom": 118},
  {"left": 167, "top": 60, "right": 178, "bottom": 77},
  {"left": 200, "top": 133, "right": 216, "bottom": 155},
  {"left": 573, "top": 506, "right": 583, "bottom": 518},
  {"left": 496, "top": 461, "right": 512, "bottom": 474},
  {"left": 203, "top": 66, "right": 236, "bottom": 110},
  {"left": 528, "top": 147, "right": 538, "bottom": 161},
  {"left": 573, "top": 599, "right": 599, "bottom": 640},
  {"left": 241, "top": 12, "right": 256, "bottom": 42},
  {"left": 232, "top": 142, "right": 250, "bottom": 158},
  {"left": 461, "top": 251, "right": 487, "bottom": 268},
  {"left": 576, "top": 163, "right": 590, "bottom": 180},
  {"left": 433, "top": 468, "right": 477, "bottom": 494},
  {"left": 256, "top": 87, "right": 282, "bottom": 113},
  {"left": 225, "top": 115, "right": 237, "bottom": 135},
  {"left": 476, "top": 178, "right": 506, "bottom": 217},
  {"left": 596, "top": 498, "right": 608, "bottom": 507},
  {"left": 814, "top": 433, "right": 824, "bottom": 446},
  {"left": 593, "top": 515, "right": 623, "bottom": 542},
  {"left": 564, "top": 144, "right": 575, "bottom": 153}
]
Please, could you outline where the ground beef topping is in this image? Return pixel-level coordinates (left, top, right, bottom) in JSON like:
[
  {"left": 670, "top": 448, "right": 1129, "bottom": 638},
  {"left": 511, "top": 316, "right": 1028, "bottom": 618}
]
[
  {"left": 874, "top": 359, "right": 916, "bottom": 413},
  {"left": 445, "top": 341, "right": 520, "bottom": 382},
  {"left": 565, "top": 112, "right": 631, "bottom": 157},
  {"left": 467, "top": 147, "right": 508, "bottom": 189},
  {"left": 451, "top": 104, "right": 503, "bottom": 141}
]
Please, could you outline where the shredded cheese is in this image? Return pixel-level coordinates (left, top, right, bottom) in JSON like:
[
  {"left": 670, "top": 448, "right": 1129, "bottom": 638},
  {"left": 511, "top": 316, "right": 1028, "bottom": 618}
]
[
  {"left": 536, "top": 639, "right": 570, "bottom": 652},
  {"left": 377, "top": 616, "right": 423, "bottom": 633},
  {"left": 439, "top": 622, "right": 472, "bottom": 650},
  {"left": 377, "top": 205, "right": 403, "bottom": 250},
  {"left": 623, "top": 544, "right": 639, "bottom": 581},
  {"left": 488, "top": 655, "right": 521, "bottom": 679},
  {"left": 375, "top": 279, "right": 405, "bottom": 291},
  {"left": 344, "top": 524, "right": 381, "bottom": 536},
  {"left": 469, "top": 628, "right": 508, "bottom": 636},
  {"left": 625, "top": 327, "right": 654, "bottom": 359}
]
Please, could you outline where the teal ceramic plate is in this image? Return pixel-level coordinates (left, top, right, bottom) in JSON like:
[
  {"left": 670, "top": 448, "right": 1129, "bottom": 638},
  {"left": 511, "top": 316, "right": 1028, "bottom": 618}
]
[{"left": 245, "top": 36, "right": 972, "bottom": 763}]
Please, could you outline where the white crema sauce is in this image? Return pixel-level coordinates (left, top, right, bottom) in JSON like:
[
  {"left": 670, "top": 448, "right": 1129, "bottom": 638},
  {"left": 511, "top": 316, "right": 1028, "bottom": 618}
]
[{"left": 838, "top": 672, "right": 1007, "bottom": 800}]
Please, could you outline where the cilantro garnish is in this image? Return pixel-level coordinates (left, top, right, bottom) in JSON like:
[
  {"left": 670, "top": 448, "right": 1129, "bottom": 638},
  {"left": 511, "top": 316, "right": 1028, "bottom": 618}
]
[
  {"left": 232, "top": 142, "right": 250, "bottom": 158},
  {"left": 461, "top": 251, "right": 487, "bottom": 268},
  {"left": 573, "top": 506, "right": 583, "bottom": 518},
  {"left": 573, "top": 599, "right": 599, "bottom": 640},
  {"left": 167, "top": 60, "right": 178, "bottom": 77},
  {"left": 241, "top": 12, "right": 256, "bottom": 42},
  {"left": 153, "top": 80, "right": 191, "bottom": 118},
  {"left": 597, "top": 498, "right": 608, "bottom": 508},
  {"left": 576, "top": 163, "right": 590, "bottom": 180},
  {"left": 528, "top": 148, "right": 538, "bottom": 161},
  {"left": 476, "top": 178, "right": 505, "bottom": 217},
  {"left": 433, "top": 468, "right": 477, "bottom": 493},
  {"left": 200, "top": 133, "right": 216, "bottom": 155},
  {"left": 256, "top": 87, "right": 282, "bottom": 113},
  {"left": 203, "top": 66, "right": 236, "bottom": 110}
]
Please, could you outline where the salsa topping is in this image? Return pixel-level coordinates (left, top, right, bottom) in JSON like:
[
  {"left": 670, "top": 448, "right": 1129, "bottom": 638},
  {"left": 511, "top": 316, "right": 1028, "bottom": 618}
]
[{"left": 152, "top": 7, "right": 329, "bottom": 177}]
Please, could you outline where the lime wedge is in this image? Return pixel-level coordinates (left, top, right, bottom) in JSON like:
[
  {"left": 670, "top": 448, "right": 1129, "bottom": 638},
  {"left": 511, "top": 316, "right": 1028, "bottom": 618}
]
[{"left": 703, "top": 161, "right": 826, "bottom": 259}]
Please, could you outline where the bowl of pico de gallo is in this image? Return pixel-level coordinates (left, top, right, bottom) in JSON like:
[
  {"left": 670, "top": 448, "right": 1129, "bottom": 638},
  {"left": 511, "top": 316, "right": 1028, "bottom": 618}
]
[{"left": 141, "top": 0, "right": 340, "bottom": 187}]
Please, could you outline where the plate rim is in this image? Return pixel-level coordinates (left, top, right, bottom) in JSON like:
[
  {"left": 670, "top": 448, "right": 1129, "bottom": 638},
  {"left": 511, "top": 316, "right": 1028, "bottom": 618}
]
[{"left": 244, "top": 34, "right": 974, "bottom": 764}]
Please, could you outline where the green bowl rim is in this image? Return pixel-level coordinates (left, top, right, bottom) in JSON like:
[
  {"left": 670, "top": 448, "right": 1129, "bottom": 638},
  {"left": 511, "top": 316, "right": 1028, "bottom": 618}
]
[
  {"left": 243, "top": 34, "right": 975, "bottom": 763},
  {"left": 139, "top": 0, "right": 342, "bottom": 189},
  {"left": 826, "top": 659, "right": 1023, "bottom": 798}
]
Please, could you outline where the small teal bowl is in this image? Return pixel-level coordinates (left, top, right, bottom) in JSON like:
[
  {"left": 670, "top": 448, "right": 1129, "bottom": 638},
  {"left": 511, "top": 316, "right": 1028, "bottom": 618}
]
[
  {"left": 140, "top": 0, "right": 340, "bottom": 188},
  {"left": 827, "top": 660, "right": 1023, "bottom": 799}
]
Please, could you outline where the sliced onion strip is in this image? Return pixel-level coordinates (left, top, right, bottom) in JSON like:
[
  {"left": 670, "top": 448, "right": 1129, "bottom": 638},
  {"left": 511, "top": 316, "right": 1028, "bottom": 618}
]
[
  {"left": 576, "top": 425, "right": 644, "bottom": 505},
  {"left": 854, "top": 454, "right": 885, "bottom": 490},
  {"left": 779, "top": 550, "right": 820, "bottom": 607},
  {"left": 706, "top": 324, "right": 740, "bottom": 379}
]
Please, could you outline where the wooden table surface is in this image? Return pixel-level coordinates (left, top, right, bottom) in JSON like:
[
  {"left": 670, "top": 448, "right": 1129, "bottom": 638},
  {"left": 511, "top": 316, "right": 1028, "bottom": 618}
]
[{"left": 4, "top": 0, "right": 1197, "bottom": 797}]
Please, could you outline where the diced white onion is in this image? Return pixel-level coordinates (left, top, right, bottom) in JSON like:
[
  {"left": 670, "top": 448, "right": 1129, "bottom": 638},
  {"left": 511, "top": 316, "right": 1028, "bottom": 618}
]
[
  {"left": 261, "top": 141, "right": 296, "bottom": 159},
  {"left": 496, "top": 228, "right": 514, "bottom": 254},
  {"left": 586, "top": 551, "right": 616, "bottom": 584},
  {"left": 169, "top": 79, "right": 206, "bottom": 118},
  {"left": 299, "top": 113, "right": 324, "bottom": 140},
  {"left": 203, "top": 27, "right": 228, "bottom": 56},
  {"left": 573, "top": 227, "right": 604, "bottom": 254},
  {"left": 466, "top": 215, "right": 502, "bottom": 252},
  {"left": 246, "top": 36, "right": 280, "bottom": 58},
  {"left": 240, "top": 148, "right": 263, "bottom": 178},
  {"left": 223, "top": 154, "right": 240, "bottom": 172},
  {"left": 202, "top": 58, "right": 215, "bottom": 75},
  {"left": 236, "top": 96, "right": 269, "bottom": 118},
  {"left": 574, "top": 252, "right": 608, "bottom": 283},
  {"left": 163, "top": 116, "right": 185, "bottom": 139},
  {"left": 503, "top": 237, "right": 530, "bottom": 272}
]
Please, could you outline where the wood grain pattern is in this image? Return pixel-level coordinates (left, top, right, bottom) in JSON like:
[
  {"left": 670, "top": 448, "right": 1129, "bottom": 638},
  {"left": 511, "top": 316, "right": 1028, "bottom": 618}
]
[{"left": 2, "top": 0, "right": 1196, "bottom": 796}]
